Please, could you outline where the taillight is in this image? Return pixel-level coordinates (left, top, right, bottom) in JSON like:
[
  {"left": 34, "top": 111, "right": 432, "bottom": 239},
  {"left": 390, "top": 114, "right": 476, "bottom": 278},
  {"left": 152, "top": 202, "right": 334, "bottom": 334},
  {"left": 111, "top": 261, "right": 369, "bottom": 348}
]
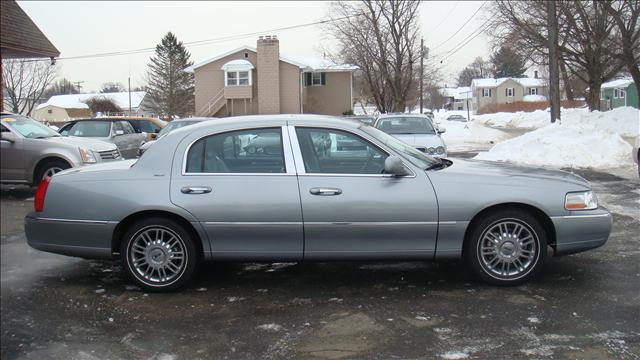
[{"left": 34, "top": 177, "right": 50, "bottom": 212}]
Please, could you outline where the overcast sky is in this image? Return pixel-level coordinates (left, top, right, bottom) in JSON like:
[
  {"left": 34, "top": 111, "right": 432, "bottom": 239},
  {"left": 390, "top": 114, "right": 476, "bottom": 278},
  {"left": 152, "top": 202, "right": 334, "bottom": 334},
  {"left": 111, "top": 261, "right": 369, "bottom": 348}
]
[{"left": 18, "top": 1, "right": 490, "bottom": 92}]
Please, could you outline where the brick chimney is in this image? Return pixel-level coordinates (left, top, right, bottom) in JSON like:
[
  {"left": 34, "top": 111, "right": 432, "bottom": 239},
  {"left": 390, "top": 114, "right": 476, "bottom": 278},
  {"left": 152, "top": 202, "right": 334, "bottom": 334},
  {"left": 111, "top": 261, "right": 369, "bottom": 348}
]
[{"left": 257, "top": 35, "right": 280, "bottom": 114}]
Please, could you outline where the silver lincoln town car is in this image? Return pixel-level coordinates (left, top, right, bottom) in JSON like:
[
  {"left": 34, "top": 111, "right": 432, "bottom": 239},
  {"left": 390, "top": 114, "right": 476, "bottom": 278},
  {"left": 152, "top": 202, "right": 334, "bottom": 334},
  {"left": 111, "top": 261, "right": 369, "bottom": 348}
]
[{"left": 25, "top": 115, "right": 612, "bottom": 291}]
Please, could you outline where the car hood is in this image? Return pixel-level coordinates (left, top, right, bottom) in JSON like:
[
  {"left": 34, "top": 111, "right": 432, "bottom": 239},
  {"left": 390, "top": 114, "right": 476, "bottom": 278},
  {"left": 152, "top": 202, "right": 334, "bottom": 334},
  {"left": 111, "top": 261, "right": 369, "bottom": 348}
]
[
  {"left": 390, "top": 134, "right": 444, "bottom": 148},
  {"left": 439, "top": 158, "right": 590, "bottom": 189},
  {"left": 46, "top": 136, "right": 116, "bottom": 152}
]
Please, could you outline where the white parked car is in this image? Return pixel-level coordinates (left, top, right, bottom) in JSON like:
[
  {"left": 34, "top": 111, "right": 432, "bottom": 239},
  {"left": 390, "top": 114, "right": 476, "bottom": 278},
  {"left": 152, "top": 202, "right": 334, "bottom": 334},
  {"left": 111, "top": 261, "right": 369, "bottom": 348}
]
[{"left": 374, "top": 114, "right": 447, "bottom": 158}]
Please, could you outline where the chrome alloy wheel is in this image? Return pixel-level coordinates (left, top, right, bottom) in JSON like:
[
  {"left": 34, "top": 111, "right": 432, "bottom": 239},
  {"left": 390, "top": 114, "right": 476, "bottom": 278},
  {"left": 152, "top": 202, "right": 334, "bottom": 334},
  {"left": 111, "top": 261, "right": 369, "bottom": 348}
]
[
  {"left": 477, "top": 220, "right": 539, "bottom": 279},
  {"left": 128, "top": 226, "right": 187, "bottom": 285}
]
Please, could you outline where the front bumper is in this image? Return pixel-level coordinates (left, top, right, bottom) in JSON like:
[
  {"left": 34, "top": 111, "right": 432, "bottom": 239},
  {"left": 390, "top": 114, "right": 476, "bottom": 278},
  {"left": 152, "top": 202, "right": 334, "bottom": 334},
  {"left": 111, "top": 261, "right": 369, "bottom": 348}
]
[
  {"left": 25, "top": 214, "right": 115, "bottom": 259},
  {"left": 551, "top": 208, "right": 612, "bottom": 256}
]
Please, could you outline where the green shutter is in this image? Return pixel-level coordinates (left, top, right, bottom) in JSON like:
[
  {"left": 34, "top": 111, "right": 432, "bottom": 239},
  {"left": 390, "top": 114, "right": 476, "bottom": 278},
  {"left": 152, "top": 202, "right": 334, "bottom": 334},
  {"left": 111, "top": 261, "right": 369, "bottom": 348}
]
[{"left": 321, "top": 72, "right": 326, "bottom": 85}]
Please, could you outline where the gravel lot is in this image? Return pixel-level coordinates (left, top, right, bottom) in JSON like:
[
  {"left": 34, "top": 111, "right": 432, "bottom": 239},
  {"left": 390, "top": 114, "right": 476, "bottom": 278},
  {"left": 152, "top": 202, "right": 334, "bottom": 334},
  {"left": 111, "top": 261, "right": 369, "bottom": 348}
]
[{"left": 1, "top": 162, "right": 639, "bottom": 360}]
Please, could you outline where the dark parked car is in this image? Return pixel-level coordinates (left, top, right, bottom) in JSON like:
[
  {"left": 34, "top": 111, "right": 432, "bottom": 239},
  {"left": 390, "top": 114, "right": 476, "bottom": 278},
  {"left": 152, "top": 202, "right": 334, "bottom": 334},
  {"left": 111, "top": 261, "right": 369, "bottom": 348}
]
[{"left": 446, "top": 114, "right": 468, "bottom": 122}]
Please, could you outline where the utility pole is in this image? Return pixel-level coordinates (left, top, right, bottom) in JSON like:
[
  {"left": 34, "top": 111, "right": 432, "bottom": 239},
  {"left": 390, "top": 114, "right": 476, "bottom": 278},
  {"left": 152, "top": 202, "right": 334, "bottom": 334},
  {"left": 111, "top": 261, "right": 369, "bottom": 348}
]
[
  {"left": 73, "top": 81, "right": 85, "bottom": 94},
  {"left": 547, "top": 0, "right": 560, "bottom": 123},
  {"left": 128, "top": 77, "right": 132, "bottom": 114},
  {"left": 420, "top": 38, "right": 424, "bottom": 114}
]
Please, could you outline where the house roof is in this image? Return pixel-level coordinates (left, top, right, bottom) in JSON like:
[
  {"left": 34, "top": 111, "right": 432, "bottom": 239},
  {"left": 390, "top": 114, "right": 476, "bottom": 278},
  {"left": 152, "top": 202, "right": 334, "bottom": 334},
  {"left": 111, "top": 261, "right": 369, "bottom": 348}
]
[
  {"left": 471, "top": 77, "right": 545, "bottom": 88},
  {"left": 441, "top": 86, "right": 471, "bottom": 100},
  {"left": 0, "top": 0, "right": 60, "bottom": 58},
  {"left": 184, "top": 45, "right": 357, "bottom": 73},
  {"left": 38, "top": 91, "right": 147, "bottom": 110},
  {"left": 601, "top": 78, "right": 634, "bottom": 89}
]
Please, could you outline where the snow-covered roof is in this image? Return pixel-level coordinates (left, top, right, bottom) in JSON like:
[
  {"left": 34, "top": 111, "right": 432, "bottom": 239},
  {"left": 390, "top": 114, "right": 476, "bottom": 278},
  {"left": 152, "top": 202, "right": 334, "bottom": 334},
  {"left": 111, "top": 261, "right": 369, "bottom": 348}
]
[
  {"left": 441, "top": 86, "right": 471, "bottom": 100},
  {"left": 40, "top": 91, "right": 147, "bottom": 110},
  {"left": 286, "top": 56, "right": 359, "bottom": 72},
  {"left": 601, "top": 77, "right": 634, "bottom": 89},
  {"left": 36, "top": 101, "right": 88, "bottom": 110},
  {"left": 221, "top": 59, "right": 254, "bottom": 71},
  {"left": 471, "top": 77, "right": 545, "bottom": 88},
  {"left": 184, "top": 45, "right": 357, "bottom": 72}
]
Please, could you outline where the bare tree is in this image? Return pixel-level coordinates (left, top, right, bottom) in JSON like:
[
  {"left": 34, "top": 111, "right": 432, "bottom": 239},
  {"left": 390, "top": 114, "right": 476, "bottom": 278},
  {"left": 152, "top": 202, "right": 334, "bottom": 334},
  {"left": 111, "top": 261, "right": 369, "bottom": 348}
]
[
  {"left": 100, "top": 82, "right": 125, "bottom": 93},
  {"left": 326, "top": 0, "right": 421, "bottom": 113},
  {"left": 84, "top": 97, "right": 121, "bottom": 115},
  {"left": 489, "top": 1, "right": 624, "bottom": 111},
  {"left": 457, "top": 57, "right": 492, "bottom": 87},
  {"left": 604, "top": 0, "right": 640, "bottom": 106},
  {"left": 2, "top": 59, "right": 57, "bottom": 115}
]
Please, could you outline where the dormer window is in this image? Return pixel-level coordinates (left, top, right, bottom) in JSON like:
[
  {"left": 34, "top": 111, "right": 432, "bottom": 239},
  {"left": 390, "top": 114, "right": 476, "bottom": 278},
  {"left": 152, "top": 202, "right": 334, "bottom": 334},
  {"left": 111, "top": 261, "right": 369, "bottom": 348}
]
[{"left": 221, "top": 59, "right": 254, "bottom": 87}]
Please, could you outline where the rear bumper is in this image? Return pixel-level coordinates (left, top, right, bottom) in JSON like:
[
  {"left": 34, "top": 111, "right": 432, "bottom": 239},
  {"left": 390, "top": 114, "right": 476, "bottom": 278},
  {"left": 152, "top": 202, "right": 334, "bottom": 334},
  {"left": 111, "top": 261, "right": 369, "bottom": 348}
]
[
  {"left": 24, "top": 215, "right": 115, "bottom": 259},
  {"left": 551, "top": 208, "right": 612, "bottom": 256}
]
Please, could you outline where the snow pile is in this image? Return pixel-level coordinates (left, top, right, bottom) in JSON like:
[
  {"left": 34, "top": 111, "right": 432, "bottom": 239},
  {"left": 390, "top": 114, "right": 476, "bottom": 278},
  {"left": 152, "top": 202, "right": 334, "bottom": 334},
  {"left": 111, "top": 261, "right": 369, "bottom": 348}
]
[
  {"left": 475, "top": 120, "right": 634, "bottom": 169},
  {"left": 476, "top": 107, "right": 639, "bottom": 136}
]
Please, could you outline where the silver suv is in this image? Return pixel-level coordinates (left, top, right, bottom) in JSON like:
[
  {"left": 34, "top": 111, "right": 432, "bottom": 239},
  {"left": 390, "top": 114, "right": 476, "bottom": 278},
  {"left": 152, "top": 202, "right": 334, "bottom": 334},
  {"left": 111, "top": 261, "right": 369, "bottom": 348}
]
[
  {"left": 1, "top": 113, "right": 121, "bottom": 185},
  {"left": 59, "top": 119, "right": 147, "bottom": 159}
]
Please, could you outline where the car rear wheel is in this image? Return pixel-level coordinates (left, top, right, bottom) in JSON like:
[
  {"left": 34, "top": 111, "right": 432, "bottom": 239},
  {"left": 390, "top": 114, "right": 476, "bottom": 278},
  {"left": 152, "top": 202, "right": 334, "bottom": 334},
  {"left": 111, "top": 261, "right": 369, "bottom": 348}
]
[
  {"left": 121, "top": 217, "right": 198, "bottom": 292},
  {"left": 34, "top": 159, "right": 70, "bottom": 185},
  {"left": 464, "top": 209, "right": 547, "bottom": 285}
]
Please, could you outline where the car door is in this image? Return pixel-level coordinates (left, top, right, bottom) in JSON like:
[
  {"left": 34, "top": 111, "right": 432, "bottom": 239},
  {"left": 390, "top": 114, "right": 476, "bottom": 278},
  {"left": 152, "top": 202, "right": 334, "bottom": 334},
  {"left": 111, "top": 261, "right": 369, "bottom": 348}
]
[
  {"left": 120, "top": 121, "right": 144, "bottom": 157},
  {"left": 111, "top": 121, "right": 137, "bottom": 158},
  {"left": 290, "top": 125, "right": 439, "bottom": 260},
  {"left": 0, "top": 123, "right": 26, "bottom": 182},
  {"left": 170, "top": 125, "right": 303, "bottom": 260}
]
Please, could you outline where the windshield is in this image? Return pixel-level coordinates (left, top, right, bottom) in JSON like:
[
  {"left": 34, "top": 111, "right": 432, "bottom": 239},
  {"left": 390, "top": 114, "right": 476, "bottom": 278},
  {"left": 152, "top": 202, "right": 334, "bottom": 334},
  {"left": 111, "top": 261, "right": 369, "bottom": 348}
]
[
  {"left": 158, "top": 120, "right": 200, "bottom": 137},
  {"left": 375, "top": 116, "right": 435, "bottom": 134},
  {"left": 361, "top": 126, "right": 439, "bottom": 169},
  {"left": 67, "top": 121, "right": 111, "bottom": 137},
  {"left": 1, "top": 115, "right": 60, "bottom": 138}
]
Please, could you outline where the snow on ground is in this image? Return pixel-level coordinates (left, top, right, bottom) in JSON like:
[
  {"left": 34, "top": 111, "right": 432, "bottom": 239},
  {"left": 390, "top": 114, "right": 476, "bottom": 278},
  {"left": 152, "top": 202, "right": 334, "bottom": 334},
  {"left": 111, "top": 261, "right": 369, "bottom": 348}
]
[
  {"left": 439, "top": 120, "right": 511, "bottom": 152},
  {"left": 475, "top": 107, "right": 638, "bottom": 169}
]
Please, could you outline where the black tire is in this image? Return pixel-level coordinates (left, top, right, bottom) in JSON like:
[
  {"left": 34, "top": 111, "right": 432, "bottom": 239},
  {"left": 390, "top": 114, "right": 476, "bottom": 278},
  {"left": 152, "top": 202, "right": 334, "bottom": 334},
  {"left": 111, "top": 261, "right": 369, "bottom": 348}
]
[
  {"left": 464, "top": 208, "right": 548, "bottom": 286},
  {"left": 120, "top": 217, "right": 198, "bottom": 292},
  {"left": 34, "top": 159, "right": 70, "bottom": 185}
]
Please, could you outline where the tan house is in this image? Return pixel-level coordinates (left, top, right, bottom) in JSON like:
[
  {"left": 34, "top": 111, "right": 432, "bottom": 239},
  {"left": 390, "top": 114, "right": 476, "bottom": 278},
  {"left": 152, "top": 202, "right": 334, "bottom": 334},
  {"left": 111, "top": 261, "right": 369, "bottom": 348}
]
[
  {"left": 471, "top": 77, "right": 547, "bottom": 112},
  {"left": 185, "top": 36, "right": 357, "bottom": 117}
]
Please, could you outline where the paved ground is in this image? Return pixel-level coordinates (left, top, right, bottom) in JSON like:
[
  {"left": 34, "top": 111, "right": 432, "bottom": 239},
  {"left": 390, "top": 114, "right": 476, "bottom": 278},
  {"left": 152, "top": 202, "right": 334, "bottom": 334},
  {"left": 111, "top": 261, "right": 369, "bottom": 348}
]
[{"left": 1, "top": 164, "right": 639, "bottom": 360}]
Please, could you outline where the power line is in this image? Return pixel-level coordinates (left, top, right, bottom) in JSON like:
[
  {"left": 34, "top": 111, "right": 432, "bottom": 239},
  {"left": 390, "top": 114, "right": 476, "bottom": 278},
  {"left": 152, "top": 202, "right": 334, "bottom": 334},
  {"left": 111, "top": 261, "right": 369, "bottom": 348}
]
[
  {"left": 428, "top": 0, "right": 460, "bottom": 32},
  {"left": 430, "top": 1, "right": 486, "bottom": 51},
  {"left": 429, "top": 13, "right": 495, "bottom": 61},
  {"left": 25, "top": 14, "right": 360, "bottom": 63}
]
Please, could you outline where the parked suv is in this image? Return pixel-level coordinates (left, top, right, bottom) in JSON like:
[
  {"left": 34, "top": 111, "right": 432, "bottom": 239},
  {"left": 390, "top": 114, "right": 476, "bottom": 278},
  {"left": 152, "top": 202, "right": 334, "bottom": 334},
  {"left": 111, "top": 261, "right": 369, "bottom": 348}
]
[
  {"left": 0, "top": 113, "right": 121, "bottom": 185},
  {"left": 59, "top": 119, "right": 147, "bottom": 158}
]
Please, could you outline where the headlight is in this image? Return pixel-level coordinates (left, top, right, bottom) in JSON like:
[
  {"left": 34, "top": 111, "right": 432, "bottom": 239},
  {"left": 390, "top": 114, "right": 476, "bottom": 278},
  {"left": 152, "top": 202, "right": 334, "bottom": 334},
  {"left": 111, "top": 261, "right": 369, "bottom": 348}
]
[
  {"left": 78, "top": 147, "right": 97, "bottom": 163},
  {"left": 565, "top": 191, "right": 598, "bottom": 210},
  {"left": 436, "top": 146, "right": 445, "bottom": 154},
  {"left": 427, "top": 147, "right": 435, "bottom": 154}
]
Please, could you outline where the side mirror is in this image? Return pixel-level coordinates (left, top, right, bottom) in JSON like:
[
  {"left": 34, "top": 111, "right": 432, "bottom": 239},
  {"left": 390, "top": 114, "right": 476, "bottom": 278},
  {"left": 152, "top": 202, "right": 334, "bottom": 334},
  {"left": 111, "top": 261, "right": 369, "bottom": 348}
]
[
  {"left": 437, "top": 125, "right": 446, "bottom": 134},
  {"left": 384, "top": 156, "right": 411, "bottom": 176},
  {"left": 114, "top": 130, "right": 125, "bottom": 136},
  {"left": 0, "top": 132, "right": 16, "bottom": 143}
]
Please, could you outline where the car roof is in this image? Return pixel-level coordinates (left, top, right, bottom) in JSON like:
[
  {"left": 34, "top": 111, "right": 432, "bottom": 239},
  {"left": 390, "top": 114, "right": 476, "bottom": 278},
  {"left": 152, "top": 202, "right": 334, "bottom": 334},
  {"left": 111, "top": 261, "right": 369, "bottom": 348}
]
[
  {"left": 171, "top": 117, "right": 215, "bottom": 123},
  {"left": 377, "top": 113, "right": 431, "bottom": 119},
  {"left": 73, "top": 116, "right": 161, "bottom": 122}
]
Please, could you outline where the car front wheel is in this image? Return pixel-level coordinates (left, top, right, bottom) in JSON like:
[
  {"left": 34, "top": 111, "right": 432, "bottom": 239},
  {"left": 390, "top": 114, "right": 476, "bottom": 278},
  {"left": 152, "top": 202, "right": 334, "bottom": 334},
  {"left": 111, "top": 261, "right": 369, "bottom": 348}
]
[
  {"left": 121, "top": 217, "right": 198, "bottom": 292},
  {"left": 465, "top": 209, "right": 547, "bottom": 285}
]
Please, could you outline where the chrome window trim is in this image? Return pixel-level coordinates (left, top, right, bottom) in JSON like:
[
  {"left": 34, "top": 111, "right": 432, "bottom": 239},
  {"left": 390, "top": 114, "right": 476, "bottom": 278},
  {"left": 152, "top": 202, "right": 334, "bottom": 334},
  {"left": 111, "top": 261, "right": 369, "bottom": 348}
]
[
  {"left": 181, "top": 126, "right": 292, "bottom": 176},
  {"left": 287, "top": 125, "right": 416, "bottom": 178}
]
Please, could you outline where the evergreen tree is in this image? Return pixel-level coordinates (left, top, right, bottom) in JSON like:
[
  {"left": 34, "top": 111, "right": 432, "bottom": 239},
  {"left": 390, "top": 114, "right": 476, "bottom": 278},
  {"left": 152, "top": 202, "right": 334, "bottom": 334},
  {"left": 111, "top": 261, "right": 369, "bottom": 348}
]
[
  {"left": 146, "top": 32, "right": 194, "bottom": 117},
  {"left": 490, "top": 45, "right": 527, "bottom": 78}
]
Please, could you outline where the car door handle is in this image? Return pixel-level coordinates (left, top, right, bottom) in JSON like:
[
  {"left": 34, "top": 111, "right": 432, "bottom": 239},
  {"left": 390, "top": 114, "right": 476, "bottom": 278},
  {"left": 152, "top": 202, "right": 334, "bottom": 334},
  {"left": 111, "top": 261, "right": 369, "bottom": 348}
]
[
  {"left": 310, "top": 187, "right": 342, "bottom": 196},
  {"left": 181, "top": 186, "right": 212, "bottom": 194}
]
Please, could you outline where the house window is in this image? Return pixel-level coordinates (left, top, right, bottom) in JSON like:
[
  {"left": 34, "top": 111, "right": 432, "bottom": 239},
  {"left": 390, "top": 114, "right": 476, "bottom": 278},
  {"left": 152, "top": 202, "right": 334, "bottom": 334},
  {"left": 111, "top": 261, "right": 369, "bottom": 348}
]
[
  {"left": 528, "top": 87, "right": 538, "bottom": 95},
  {"left": 225, "top": 71, "right": 251, "bottom": 86},
  {"left": 304, "top": 72, "right": 326, "bottom": 86},
  {"left": 482, "top": 88, "right": 491, "bottom": 97},
  {"left": 614, "top": 88, "right": 625, "bottom": 98},
  {"left": 506, "top": 88, "right": 515, "bottom": 97},
  {"left": 600, "top": 90, "right": 604, "bottom": 100}
]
